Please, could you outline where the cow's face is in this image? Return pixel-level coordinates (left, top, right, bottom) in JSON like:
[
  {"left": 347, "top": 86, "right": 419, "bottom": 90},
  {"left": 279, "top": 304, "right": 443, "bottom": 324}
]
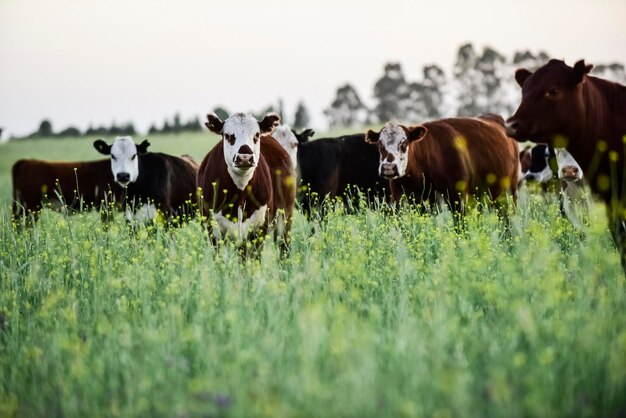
[
  {"left": 272, "top": 125, "right": 299, "bottom": 169},
  {"left": 366, "top": 123, "right": 427, "bottom": 179},
  {"left": 555, "top": 148, "right": 583, "bottom": 182},
  {"left": 205, "top": 112, "right": 280, "bottom": 189},
  {"left": 506, "top": 59, "right": 593, "bottom": 145},
  {"left": 93, "top": 136, "right": 150, "bottom": 186},
  {"left": 522, "top": 144, "right": 554, "bottom": 182}
]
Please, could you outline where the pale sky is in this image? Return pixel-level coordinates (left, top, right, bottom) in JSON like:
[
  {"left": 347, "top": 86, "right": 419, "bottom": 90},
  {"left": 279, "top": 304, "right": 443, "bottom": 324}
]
[{"left": 1, "top": 0, "right": 624, "bottom": 138}]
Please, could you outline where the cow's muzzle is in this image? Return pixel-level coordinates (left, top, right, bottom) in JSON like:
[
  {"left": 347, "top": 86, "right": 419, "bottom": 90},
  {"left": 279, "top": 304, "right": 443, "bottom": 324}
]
[
  {"left": 560, "top": 166, "right": 581, "bottom": 182},
  {"left": 380, "top": 163, "right": 399, "bottom": 179},
  {"left": 234, "top": 154, "right": 255, "bottom": 169},
  {"left": 116, "top": 172, "right": 131, "bottom": 185}
]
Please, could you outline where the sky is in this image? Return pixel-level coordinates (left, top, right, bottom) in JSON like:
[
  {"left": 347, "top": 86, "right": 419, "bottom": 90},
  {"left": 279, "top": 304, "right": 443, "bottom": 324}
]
[{"left": 0, "top": 0, "right": 625, "bottom": 138}]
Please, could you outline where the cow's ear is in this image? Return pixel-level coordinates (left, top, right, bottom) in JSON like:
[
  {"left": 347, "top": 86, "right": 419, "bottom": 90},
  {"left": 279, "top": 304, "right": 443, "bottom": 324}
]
[
  {"left": 93, "top": 139, "right": 111, "bottom": 155},
  {"left": 571, "top": 59, "right": 593, "bottom": 84},
  {"left": 515, "top": 68, "right": 533, "bottom": 88},
  {"left": 407, "top": 125, "right": 427, "bottom": 142},
  {"left": 205, "top": 113, "right": 224, "bottom": 134},
  {"left": 365, "top": 129, "right": 380, "bottom": 144},
  {"left": 258, "top": 113, "right": 281, "bottom": 134},
  {"left": 295, "top": 128, "right": 315, "bottom": 144},
  {"left": 137, "top": 140, "right": 150, "bottom": 154}
]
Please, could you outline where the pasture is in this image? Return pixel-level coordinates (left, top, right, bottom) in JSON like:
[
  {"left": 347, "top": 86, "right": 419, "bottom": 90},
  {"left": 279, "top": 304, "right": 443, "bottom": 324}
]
[{"left": 1, "top": 133, "right": 626, "bottom": 417}]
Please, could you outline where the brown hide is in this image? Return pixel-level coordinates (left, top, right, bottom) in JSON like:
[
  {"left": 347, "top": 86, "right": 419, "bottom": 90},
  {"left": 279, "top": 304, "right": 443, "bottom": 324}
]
[
  {"left": 507, "top": 59, "right": 626, "bottom": 204},
  {"left": 12, "top": 159, "right": 121, "bottom": 217},
  {"left": 390, "top": 117, "right": 519, "bottom": 205}
]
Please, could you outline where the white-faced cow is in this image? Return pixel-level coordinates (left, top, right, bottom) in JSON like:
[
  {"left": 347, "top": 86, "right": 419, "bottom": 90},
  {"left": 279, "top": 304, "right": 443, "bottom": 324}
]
[
  {"left": 93, "top": 136, "right": 198, "bottom": 222},
  {"left": 196, "top": 113, "right": 296, "bottom": 247},
  {"left": 365, "top": 115, "right": 519, "bottom": 209},
  {"left": 12, "top": 158, "right": 122, "bottom": 220},
  {"left": 505, "top": 59, "right": 626, "bottom": 258},
  {"left": 290, "top": 130, "right": 388, "bottom": 215}
]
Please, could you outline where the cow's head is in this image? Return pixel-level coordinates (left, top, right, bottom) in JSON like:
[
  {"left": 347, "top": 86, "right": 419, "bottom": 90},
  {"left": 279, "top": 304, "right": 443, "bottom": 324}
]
[
  {"left": 93, "top": 136, "right": 150, "bottom": 186},
  {"left": 293, "top": 128, "right": 315, "bottom": 144},
  {"left": 522, "top": 144, "right": 555, "bottom": 182},
  {"left": 205, "top": 112, "right": 280, "bottom": 188},
  {"left": 506, "top": 59, "right": 593, "bottom": 144},
  {"left": 365, "top": 122, "right": 427, "bottom": 179},
  {"left": 272, "top": 125, "right": 300, "bottom": 169}
]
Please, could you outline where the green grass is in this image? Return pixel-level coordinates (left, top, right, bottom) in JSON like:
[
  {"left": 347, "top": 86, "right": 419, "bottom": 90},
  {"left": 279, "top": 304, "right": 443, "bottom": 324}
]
[{"left": 1, "top": 135, "right": 626, "bottom": 417}]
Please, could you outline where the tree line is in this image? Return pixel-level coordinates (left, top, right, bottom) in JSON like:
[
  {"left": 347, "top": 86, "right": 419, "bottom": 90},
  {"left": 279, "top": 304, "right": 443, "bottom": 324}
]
[{"left": 324, "top": 43, "right": 626, "bottom": 128}]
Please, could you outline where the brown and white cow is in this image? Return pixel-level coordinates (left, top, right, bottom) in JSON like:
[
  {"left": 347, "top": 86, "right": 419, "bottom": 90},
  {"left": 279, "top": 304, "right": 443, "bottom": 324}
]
[
  {"left": 12, "top": 158, "right": 122, "bottom": 220},
  {"left": 365, "top": 116, "right": 519, "bottom": 209},
  {"left": 197, "top": 112, "right": 296, "bottom": 246},
  {"left": 505, "top": 59, "right": 626, "bottom": 255}
]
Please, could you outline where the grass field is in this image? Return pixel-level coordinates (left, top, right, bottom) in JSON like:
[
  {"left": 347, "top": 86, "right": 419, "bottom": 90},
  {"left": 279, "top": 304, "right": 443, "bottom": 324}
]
[{"left": 1, "top": 133, "right": 626, "bottom": 417}]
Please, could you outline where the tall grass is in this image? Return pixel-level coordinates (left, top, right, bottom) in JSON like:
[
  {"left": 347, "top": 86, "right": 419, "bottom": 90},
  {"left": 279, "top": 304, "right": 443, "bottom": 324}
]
[{"left": 1, "top": 191, "right": 625, "bottom": 417}]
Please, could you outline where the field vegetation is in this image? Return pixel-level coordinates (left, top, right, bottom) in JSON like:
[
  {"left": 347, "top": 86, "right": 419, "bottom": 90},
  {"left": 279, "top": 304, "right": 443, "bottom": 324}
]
[{"left": 1, "top": 133, "right": 625, "bottom": 417}]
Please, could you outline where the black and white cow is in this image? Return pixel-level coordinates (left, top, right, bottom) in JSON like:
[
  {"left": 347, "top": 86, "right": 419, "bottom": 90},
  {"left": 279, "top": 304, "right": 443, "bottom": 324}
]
[{"left": 93, "top": 136, "right": 198, "bottom": 222}]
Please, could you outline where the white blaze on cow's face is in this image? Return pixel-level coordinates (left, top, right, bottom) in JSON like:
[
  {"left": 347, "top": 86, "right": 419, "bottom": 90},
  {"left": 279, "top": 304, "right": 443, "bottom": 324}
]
[
  {"left": 109, "top": 136, "right": 139, "bottom": 186},
  {"left": 366, "top": 122, "right": 427, "bottom": 179},
  {"left": 555, "top": 148, "right": 583, "bottom": 182},
  {"left": 272, "top": 125, "right": 299, "bottom": 169},
  {"left": 205, "top": 112, "right": 281, "bottom": 190}
]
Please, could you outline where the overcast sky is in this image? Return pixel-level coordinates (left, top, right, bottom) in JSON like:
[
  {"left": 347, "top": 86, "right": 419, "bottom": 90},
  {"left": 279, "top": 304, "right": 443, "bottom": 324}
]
[{"left": 1, "top": 0, "right": 624, "bottom": 137}]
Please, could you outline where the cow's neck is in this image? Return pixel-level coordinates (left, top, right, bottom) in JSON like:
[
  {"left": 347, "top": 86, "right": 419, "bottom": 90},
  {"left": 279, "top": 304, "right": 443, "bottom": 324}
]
[{"left": 227, "top": 166, "right": 256, "bottom": 191}]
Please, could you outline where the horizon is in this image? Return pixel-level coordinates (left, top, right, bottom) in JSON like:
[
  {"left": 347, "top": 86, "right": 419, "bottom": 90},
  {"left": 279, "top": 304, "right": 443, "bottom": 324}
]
[{"left": 1, "top": 0, "right": 625, "bottom": 138}]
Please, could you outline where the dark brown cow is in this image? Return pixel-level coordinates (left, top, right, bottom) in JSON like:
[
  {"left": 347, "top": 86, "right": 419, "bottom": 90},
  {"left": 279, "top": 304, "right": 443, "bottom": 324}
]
[
  {"left": 12, "top": 159, "right": 121, "bottom": 219},
  {"left": 506, "top": 59, "right": 626, "bottom": 257},
  {"left": 365, "top": 116, "right": 519, "bottom": 208},
  {"left": 197, "top": 112, "right": 296, "bottom": 246},
  {"left": 506, "top": 59, "right": 626, "bottom": 203}
]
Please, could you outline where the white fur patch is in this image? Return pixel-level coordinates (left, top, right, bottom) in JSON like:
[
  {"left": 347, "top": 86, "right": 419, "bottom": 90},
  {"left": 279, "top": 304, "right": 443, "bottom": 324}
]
[
  {"left": 272, "top": 125, "right": 299, "bottom": 169},
  {"left": 125, "top": 203, "right": 157, "bottom": 223},
  {"left": 110, "top": 136, "right": 139, "bottom": 186},
  {"left": 222, "top": 113, "right": 262, "bottom": 190},
  {"left": 378, "top": 122, "right": 410, "bottom": 178},
  {"left": 212, "top": 204, "right": 268, "bottom": 241},
  {"left": 555, "top": 149, "right": 583, "bottom": 181}
]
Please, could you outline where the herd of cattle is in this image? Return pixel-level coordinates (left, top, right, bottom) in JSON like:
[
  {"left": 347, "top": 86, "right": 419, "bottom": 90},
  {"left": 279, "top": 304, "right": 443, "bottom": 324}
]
[{"left": 10, "top": 59, "right": 626, "bottom": 256}]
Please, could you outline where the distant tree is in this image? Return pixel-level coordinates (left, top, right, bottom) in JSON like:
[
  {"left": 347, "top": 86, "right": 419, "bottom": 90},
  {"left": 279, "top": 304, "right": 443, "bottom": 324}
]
[
  {"left": 453, "top": 43, "right": 482, "bottom": 116},
  {"left": 421, "top": 64, "right": 447, "bottom": 118},
  {"left": 293, "top": 101, "right": 311, "bottom": 130},
  {"left": 476, "top": 46, "right": 509, "bottom": 115},
  {"left": 32, "top": 119, "right": 54, "bottom": 138},
  {"left": 592, "top": 63, "right": 626, "bottom": 84},
  {"left": 184, "top": 116, "right": 202, "bottom": 132},
  {"left": 162, "top": 121, "right": 172, "bottom": 134},
  {"left": 324, "top": 83, "right": 369, "bottom": 128},
  {"left": 213, "top": 106, "right": 230, "bottom": 121},
  {"left": 373, "top": 62, "right": 410, "bottom": 122},
  {"left": 57, "top": 126, "right": 82, "bottom": 137},
  {"left": 173, "top": 113, "right": 182, "bottom": 134},
  {"left": 253, "top": 105, "right": 276, "bottom": 121},
  {"left": 278, "top": 98, "right": 286, "bottom": 125},
  {"left": 148, "top": 124, "right": 160, "bottom": 135}
]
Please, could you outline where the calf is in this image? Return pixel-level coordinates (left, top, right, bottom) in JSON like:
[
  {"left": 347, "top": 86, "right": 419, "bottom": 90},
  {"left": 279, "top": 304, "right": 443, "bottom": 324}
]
[
  {"left": 12, "top": 158, "right": 121, "bottom": 219},
  {"left": 505, "top": 59, "right": 626, "bottom": 255},
  {"left": 196, "top": 113, "right": 296, "bottom": 245},
  {"left": 365, "top": 116, "right": 519, "bottom": 209},
  {"left": 294, "top": 130, "right": 388, "bottom": 215},
  {"left": 272, "top": 125, "right": 313, "bottom": 169},
  {"left": 93, "top": 136, "right": 198, "bottom": 222}
]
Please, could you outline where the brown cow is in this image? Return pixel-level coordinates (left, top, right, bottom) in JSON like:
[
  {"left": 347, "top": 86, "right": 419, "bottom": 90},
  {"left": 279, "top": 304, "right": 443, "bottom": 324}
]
[
  {"left": 12, "top": 159, "right": 121, "bottom": 219},
  {"left": 197, "top": 112, "right": 296, "bottom": 247},
  {"left": 365, "top": 116, "right": 519, "bottom": 209},
  {"left": 506, "top": 59, "right": 626, "bottom": 256}
]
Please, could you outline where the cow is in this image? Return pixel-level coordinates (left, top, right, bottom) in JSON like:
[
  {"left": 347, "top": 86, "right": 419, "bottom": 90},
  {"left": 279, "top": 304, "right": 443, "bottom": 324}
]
[
  {"left": 519, "top": 143, "right": 588, "bottom": 228},
  {"left": 196, "top": 112, "right": 296, "bottom": 249},
  {"left": 293, "top": 130, "right": 388, "bottom": 216},
  {"left": 93, "top": 136, "right": 198, "bottom": 223},
  {"left": 365, "top": 116, "right": 519, "bottom": 210},
  {"left": 12, "top": 158, "right": 122, "bottom": 220},
  {"left": 272, "top": 125, "right": 312, "bottom": 169},
  {"left": 505, "top": 59, "right": 626, "bottom": 257}
]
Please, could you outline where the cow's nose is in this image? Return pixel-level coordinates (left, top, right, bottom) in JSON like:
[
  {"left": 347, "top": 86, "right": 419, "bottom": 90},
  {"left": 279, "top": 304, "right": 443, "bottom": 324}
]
[
  {"left": 380, "top": 163, "right": 398, "bottom": 178},
  {"left": 523, "top": 172, "right": 537, "bottom": 181},
  {"left": 235, "top": 154, "right": 255, "bottom": 167},
  {"left": 561, "top": 166, "right": 580, "bottom": 180},
  {"left": 117, "top": 172, "right": 130, "bottom": 183}
]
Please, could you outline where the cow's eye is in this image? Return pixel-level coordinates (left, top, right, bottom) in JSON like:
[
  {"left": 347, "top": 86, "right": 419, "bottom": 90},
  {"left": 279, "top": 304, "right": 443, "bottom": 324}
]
[
  {"left": 131, "top": 154, "right": 136, "bottom": 160},
  {"left": 400, "top": 142, "right": 408, "bottom": 152},
  {"left": 254, "top": 133, "right": 260, "bottom": 143},
  {"left": 546, "top": 88, "right": 559, "bottom": 97},
  {"left": 111, "top": 155, "right": 117, "bottom": 161},
  {"left": 224, "top": 134, "right": 235, "bottom": 145}
]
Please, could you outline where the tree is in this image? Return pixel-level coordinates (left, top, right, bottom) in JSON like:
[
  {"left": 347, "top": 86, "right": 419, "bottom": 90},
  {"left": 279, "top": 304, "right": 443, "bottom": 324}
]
[
  {"left": 592, "top": 63, "right": 626, "bottom": 84},
  {"left": 324, "top": 83, "right": 369, "bottom": 128},
  {"left": 33, "top": 119, "right": 53, "bottom": 137},
  {"left": 293, "top": 101, "right": 311, "bottom": 130},
  {"left": 57, "top": 126, "right": 82, "bottom": 137},
  {"left": 373, "top": 62, "right": 410, "bottom": 122},
  {"left": 453, "top": 43, "right": 483, "bottom": 116},
  {"left": 173, "top": 113, "right": 182, "bottom": 134},
  {"left": 148, "top": 124, "right": 160, "bottom": 135},
  {"left": 213, "top": 106, "right": 230, "bottom": 121}
]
